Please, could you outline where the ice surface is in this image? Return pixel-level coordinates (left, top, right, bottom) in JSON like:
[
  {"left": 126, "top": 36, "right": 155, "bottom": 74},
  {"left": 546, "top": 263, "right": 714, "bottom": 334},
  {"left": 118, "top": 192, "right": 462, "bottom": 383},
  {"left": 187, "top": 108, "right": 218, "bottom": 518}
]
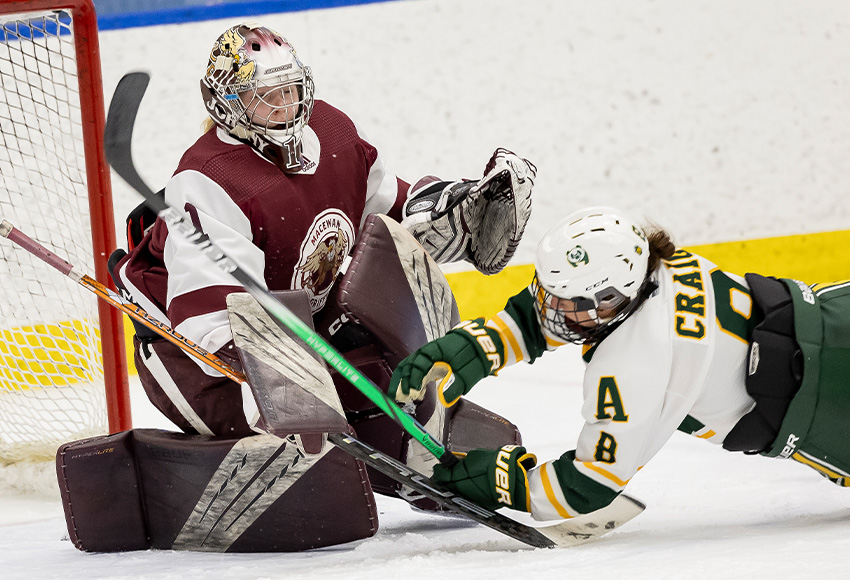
[{"left": 2, "top": 349, "right": 850, "bottom": 579}]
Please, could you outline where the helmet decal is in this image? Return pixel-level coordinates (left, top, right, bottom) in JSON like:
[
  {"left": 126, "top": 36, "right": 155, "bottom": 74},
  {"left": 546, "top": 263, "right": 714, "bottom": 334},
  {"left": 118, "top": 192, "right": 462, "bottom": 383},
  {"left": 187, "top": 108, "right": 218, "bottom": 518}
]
[
  {"left": 566, "top": 245, "right": 589, "bottom": 267},
  {"left": 207, "top": 27, "right": 256, "bottom": 85}
]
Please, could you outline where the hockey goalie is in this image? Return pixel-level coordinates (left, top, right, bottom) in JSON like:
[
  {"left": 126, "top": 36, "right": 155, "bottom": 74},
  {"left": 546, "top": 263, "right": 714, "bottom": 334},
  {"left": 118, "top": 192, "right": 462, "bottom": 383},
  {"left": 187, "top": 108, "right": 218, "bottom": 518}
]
[{"left": 58, "top": 23, "right": 535, "bottom": 552}]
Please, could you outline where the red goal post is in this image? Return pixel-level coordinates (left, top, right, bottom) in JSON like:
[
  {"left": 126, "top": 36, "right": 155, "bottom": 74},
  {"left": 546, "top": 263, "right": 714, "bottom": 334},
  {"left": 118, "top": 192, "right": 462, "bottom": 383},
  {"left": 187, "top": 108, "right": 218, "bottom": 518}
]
[{"left": 0, "top": 0, "right": 131, "bottom": 462}]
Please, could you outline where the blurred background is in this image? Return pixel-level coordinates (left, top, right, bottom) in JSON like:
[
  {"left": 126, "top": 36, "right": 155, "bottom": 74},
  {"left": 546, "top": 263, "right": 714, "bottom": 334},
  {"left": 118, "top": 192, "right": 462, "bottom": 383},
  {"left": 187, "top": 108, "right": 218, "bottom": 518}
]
[{"left": 96, "top": 0, "right": 850, "bottom": 321}]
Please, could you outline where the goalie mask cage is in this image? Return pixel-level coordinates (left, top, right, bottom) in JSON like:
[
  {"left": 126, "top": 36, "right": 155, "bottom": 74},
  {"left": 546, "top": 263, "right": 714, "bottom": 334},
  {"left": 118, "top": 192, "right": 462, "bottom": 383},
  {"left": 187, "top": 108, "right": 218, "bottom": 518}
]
[{"left": 0, "top": 0, "right": 130, "bottom": 464}]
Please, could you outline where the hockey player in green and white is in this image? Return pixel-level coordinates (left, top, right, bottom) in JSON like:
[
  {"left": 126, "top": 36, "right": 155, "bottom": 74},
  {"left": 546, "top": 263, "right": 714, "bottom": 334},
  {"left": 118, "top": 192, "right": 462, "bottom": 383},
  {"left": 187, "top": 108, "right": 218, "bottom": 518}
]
[{"left": 389, "top": 206, "right": 850, "bottom": 520}]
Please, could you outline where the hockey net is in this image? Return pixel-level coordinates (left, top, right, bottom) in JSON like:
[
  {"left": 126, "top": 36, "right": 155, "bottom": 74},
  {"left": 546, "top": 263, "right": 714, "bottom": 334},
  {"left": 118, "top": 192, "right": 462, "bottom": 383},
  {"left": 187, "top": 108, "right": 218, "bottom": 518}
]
[{"left": 0, "top": 0, "right": 130, "bottom": 477}]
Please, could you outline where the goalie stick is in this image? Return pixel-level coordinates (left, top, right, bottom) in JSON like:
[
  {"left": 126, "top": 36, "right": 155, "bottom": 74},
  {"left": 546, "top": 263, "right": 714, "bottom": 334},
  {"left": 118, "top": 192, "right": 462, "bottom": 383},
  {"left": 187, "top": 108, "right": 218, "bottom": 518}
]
[{"left": 100, "top": 71, "right": 646, "bottom": 548}]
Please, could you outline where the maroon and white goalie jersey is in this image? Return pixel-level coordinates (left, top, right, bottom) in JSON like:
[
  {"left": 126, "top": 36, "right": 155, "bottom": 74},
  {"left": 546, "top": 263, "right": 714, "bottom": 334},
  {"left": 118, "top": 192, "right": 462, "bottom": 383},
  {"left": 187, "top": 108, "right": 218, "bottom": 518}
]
[{"left": 113, "top": 100, "right": 409, "bottom": 369}]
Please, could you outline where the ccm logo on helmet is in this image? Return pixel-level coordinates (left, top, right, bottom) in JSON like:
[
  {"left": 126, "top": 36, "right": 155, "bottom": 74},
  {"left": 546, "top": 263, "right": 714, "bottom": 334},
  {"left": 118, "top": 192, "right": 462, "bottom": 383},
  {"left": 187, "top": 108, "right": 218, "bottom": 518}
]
[{"left": 586, "top": 276, "right": 608, "bottom": 292}]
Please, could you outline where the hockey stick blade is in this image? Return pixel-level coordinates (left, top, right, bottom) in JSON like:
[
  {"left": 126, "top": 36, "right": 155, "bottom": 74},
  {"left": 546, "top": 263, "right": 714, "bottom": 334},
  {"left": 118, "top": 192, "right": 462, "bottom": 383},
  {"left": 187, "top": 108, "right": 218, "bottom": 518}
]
[
  {"left": 328, "top": 434, "right": 645, "bottom": 548},
  {"left": 103, "top": 71, "right": 454, "bottom": 467},
  {"left": 103, "top": 72, "right": 158, "bottom": 200}
]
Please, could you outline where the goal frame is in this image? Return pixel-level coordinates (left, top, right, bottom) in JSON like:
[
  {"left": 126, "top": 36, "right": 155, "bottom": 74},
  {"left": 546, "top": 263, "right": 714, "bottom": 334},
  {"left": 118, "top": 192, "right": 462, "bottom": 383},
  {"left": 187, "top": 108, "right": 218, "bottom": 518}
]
[{"left": 0, "top": 0, "right": 131, "bottom": 434}]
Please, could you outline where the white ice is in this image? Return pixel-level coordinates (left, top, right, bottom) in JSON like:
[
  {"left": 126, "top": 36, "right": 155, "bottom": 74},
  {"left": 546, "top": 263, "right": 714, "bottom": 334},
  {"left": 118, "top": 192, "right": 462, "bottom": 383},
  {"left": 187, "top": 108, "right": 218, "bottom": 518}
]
[
  {"left": 3, "top": 349, "right": 850, "bottom": 579},
  {"left": 3, "top": 0, "right": 850, "bottom": 578}
]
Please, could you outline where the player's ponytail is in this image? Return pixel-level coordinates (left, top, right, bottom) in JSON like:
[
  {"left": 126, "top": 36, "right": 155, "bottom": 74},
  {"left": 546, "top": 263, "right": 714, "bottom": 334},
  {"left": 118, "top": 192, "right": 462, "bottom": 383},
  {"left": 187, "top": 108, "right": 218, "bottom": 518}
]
[{"left": 645, "top": 226, "right": 676, "bottom": 274}]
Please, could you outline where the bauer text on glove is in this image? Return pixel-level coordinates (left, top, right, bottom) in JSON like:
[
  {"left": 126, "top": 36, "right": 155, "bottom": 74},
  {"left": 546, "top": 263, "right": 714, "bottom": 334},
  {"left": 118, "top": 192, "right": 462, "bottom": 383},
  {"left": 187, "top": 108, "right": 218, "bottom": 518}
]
[{"left": 431, "top": 445, "right": 537, "bottom": 512}]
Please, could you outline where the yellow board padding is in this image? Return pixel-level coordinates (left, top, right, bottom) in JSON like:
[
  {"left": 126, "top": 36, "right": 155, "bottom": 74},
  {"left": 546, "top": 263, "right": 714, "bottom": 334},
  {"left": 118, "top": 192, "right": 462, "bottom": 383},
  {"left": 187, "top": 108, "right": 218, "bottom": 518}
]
[
  {"left": 120, "top": 228, "right": 850, "bottom": 375},
  {"left": 0, "top": 321, "right": 101, "bottom": 390},
  {"left": 447, "top": 228, "right": 850, "bottom": 321}
]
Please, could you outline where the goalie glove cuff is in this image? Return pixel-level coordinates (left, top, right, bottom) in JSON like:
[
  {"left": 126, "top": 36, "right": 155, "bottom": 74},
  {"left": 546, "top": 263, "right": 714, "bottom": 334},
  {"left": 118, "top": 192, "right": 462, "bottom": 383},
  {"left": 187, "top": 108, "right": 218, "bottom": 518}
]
[{"left": 401, "top": 177, "right": 480, "bottom": 264}]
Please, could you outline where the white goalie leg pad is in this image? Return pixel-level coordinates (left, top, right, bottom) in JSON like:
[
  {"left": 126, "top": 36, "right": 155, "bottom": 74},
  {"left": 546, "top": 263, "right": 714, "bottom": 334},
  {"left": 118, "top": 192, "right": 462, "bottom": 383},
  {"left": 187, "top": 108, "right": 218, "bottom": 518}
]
[
  {"left": 401, "top": 176, "right": 479, "bottom": 264},
  {"left": 469, "top": 148, "right": 536, "bottom": 275}
]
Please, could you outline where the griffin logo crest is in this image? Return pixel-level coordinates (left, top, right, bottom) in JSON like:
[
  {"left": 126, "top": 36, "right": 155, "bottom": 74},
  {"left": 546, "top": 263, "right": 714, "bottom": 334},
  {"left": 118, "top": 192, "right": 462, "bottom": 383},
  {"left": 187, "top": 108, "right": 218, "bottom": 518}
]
[
  {"left": 292, "top": 209, "right": 355, "bottom": 312},
  {"left": 207, "top": 26, "right": 256, "bottom": 85}
]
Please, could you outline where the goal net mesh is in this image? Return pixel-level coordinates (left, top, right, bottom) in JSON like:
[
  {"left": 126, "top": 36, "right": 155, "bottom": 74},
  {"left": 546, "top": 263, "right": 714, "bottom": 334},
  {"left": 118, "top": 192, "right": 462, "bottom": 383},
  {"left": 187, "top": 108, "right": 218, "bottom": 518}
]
[{"left": 0, "top": 10, "right": 108, "bottom": 463}]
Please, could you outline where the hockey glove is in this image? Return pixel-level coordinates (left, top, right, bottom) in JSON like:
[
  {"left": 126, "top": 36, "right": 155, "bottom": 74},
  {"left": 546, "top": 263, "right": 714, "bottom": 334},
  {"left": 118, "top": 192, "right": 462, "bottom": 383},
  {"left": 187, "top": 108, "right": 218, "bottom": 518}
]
[
  {"left": 468, "top": 148, "right": 536, "bottom": 275},
  {"left": 431, "top": 445, "right": 537, "bottom": 512},
  {"left": 389, "top": 318, "right": 505, "bottom": 407}
]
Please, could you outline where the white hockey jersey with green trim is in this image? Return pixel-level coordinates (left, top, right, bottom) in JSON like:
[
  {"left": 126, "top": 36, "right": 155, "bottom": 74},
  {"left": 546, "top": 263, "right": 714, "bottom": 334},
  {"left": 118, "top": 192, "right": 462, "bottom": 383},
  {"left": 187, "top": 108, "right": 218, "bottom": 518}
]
[{"left": 487, "top": 249, "right": 758, "bottom": 519}]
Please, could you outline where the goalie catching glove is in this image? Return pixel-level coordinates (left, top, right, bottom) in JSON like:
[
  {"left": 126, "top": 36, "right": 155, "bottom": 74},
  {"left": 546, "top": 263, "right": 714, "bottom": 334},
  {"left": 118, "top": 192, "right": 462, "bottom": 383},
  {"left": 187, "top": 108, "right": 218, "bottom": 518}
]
[
  {"left": 389, "top": 318, "right": 505, "bottom": 407},
  {"left": 401, "top": 148, "right": 536, "bottom": 275},
  {"left": 432, "top": 445, "right": 537, "bottom": 512}
]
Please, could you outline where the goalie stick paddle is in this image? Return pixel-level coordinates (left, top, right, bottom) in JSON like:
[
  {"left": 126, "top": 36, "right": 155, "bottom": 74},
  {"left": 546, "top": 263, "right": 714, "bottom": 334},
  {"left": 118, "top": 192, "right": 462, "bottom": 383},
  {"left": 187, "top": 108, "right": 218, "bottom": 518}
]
[
  {"left": 103, "top": 71, "right": 453, "bottom": 467},
  {"left": 0, "top": 215, "right": 645, "bottom": 549}
]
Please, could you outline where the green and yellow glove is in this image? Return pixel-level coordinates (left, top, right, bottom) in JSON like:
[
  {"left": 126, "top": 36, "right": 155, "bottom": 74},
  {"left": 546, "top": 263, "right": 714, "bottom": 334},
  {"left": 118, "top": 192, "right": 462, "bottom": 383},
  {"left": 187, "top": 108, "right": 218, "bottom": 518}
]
[
  {"left": 431, "top": 445, "right": 537, "bottom": 512},
  {"left": 389, "top": 318, "right": 505, "bottom": 407}
]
